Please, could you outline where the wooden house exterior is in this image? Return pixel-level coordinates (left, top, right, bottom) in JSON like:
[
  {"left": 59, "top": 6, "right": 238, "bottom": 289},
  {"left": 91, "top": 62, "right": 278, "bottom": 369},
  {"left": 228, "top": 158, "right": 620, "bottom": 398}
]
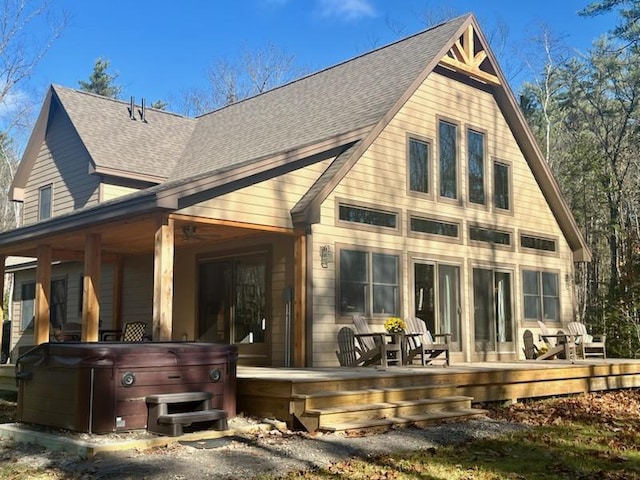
[{"left": 0, "top": 14, "right": 589, "bottom": 367}]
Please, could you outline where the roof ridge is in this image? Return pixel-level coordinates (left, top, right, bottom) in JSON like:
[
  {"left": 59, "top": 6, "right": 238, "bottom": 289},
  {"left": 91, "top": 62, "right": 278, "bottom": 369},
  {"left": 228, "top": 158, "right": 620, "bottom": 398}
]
[{"left": 196, "top": 14, "right": 473, "bottom": 119}]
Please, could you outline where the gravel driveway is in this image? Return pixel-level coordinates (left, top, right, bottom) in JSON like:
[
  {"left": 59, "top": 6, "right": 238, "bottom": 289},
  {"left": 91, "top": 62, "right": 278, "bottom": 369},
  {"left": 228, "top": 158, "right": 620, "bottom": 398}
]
[{"left": 2, "top": 417, "right": 524, "bottom": 479}]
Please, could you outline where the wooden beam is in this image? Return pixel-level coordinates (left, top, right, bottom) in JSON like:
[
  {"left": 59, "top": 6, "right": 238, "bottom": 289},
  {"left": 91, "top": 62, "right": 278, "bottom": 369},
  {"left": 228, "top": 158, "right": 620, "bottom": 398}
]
[
  {"left": 82, "top": 233, "right": 101, "bottom": 342},
  {"left": 0, "top": 255, "right": 5, "bottom": 356},
  {"left": 34, "top": 245, "right": 51, "bottom": 345},
  {"left": 112, "top": 255, "right": 123, "bottom": 331},
  {"left": 153, "top": 215, "right": 174, "bottom": 341},
  {"left": 439, "top": 56, "right": 501, "bottom": 86},
  {"left": 170, "top": 213, "right": 300, "bottom": 236},
  {"left": 293, "top": 235, "right": 306, "bottom": 367}
]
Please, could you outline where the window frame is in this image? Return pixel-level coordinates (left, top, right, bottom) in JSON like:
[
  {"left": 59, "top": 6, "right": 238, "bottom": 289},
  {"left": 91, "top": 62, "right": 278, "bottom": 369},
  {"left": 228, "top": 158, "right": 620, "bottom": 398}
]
[
  {"left": 407, "top": 211, "right": 462, "bottom": 244},
  {"left": 522, "top": 268, "right": 561, "bottom": 324},
  {"left": 468, "top": 223, "right": 515, "bottom": 251},
  {"left": 437, "top": 116, "right": 460, "bottom": 203},
  {"left": 406, "top": 133, "right": 433, "bottom": 199},
  {"left": 335, "top": 198, "right": 401, "bottom": 235},
  {"left": 492, "top": 158, "right": 513, "bottom": 214},
  {"left": 336, "top": 244, "right": 402, "bottom": 321},
  {"left": 38, "top": 184, "right": 53, "bottom": 221},
  {"left": 520, "top": 232, "right": 559, "bottom": 256},
  {"left": 466, "top": 126, "right": 488, "bottom": 207}
]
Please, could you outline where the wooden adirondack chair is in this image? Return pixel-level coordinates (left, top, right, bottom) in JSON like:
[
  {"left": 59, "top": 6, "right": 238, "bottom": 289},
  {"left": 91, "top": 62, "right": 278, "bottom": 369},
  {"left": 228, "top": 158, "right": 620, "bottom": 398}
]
[
  {"left": 567, "top": 321, "right": 606, "bottom": 359},
  {"left": 350, "top": 315, "right": 401, "bottom": 367},
  {"left": 404, "top": 316, "right": 450, "bottom": 366},
  {"left": 536, "top": 320, "right": 577, "bottom": 361}
]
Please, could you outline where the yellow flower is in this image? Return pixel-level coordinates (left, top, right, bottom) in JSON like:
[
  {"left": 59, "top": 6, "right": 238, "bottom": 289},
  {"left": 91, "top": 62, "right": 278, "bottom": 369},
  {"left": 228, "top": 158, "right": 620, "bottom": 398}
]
[{"left": 384, "top": 317, "right": 406, "bottom": 333}]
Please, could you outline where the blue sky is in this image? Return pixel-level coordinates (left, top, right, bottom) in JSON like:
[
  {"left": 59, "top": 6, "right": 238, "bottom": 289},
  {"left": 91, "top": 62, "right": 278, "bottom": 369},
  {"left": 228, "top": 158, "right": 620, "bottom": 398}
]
[{"left": 29, "top": 0, "right": 616, "bottom": 112}]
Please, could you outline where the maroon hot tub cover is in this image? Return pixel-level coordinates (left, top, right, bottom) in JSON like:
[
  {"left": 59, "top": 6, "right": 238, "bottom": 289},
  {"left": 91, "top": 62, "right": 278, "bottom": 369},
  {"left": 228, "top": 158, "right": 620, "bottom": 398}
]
[{"left": 16, "top": 342, "right": 237, "bottom": 433}]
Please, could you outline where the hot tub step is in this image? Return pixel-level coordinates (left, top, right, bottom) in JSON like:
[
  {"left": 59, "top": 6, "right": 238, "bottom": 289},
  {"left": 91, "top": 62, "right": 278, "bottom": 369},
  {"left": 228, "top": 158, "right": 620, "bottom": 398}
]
[{"left": 146, "top": 391, "right": 228, "bottom": 437}]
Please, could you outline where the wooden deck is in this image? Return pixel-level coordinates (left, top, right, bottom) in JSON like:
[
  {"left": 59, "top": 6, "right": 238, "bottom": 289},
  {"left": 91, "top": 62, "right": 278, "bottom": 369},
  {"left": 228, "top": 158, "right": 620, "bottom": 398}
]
[
  {"left": 3, "top": 359, "right": 640, "bottom": 432},
  {"left": 237, "top": 359, "right": 640, "bottom": 431}
]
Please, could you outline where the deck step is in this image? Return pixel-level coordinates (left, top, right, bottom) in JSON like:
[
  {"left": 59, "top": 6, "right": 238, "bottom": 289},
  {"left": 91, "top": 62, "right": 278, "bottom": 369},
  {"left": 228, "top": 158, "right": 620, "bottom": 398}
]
[{"left": 320, "top": 408, "right": 488, "bottom": 432}]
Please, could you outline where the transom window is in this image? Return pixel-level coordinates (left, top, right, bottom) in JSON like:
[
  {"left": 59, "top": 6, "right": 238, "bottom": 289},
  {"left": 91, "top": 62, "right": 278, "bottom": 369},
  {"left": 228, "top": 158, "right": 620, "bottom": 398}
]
[
  {"left": 521, "top": 235, "right": 557, "bottom": 252},
  {"left": 410, "top": 216, "right": 459, "bottom": 238},
  {"left": 408, "top": 137, "right": 430, "bottom": 194},
  {"left": 493, "top": 161, "right": 510, "bottom": 210},
  {"left": 523, "top": 270, "right": 559, "bottom": 322},
  {"left": 339, "top": 249, "right": 399, "bottom": 317},
  {"left": 39, "top": 184, "right": 52, "bottom": 221},
  {"left": 338, "top": 204, "right": 397, "bottom": 229},
  {"left": 439, "top": 120, "right": 457, "bottom": 199},
  {"left": 469, "top": 226, "right": 511, "bottom": 246},
  {"left": 467, "top": 129, "right": 485, "bottom": 205}
]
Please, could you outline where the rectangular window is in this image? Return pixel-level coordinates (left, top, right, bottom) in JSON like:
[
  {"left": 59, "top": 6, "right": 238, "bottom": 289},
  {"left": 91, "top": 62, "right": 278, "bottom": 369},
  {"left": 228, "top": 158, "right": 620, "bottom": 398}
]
[
  {"left": 410, "top": 216, "right": 459, "bottom": 238},
  {"left": 20, "top": 282, "right": 35, "bottom": 331},
  {"left": 469, "top": 226, "right": 511, "bottom": 246},
  {"left": 338, "top": 204, "right": 397, "bottom": 229},
  {"left": 409, "top": 137, "right": 430, "bottom": 194},
  {"left": 523, "top": 270, "right": 559, "bottom": 321},
  {"left": 439, "top": 120, "right": 457, "bottom": 199},
  {"left": 468, "top": 130, "right": 485, "bottom": 205},
  {"left": 339, "top": 249, "right": 399, "bottom": 317},
  {"left": 521, "top": 235, "right": 557, "bottom": 252},
  {"left": 39, "top": 184, "right": 52, "bottom": 220},
  {"left": 493, "top": 161, "right": 510, "bottom": 210}
]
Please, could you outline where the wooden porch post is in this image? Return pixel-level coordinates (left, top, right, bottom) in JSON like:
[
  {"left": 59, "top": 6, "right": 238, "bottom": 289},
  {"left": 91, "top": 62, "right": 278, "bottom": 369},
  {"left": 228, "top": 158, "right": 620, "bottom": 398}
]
[
  {"left": 82, "top": 233, "right": 101, "bottom": 342},
  {"left": 34, "top": 245, "right": 52, "bottom": 345},
  {"left": 153, "top": 215, "right": 174, "bottom": 341},
  {"left": 112, "top": 256, "right": 123, "bottom": 331},
  {"left": 0, "top": 255, "right": 5, "bottom": 355},
  {"left": 293, "top": 235, "right": 306, "bottom": 367}
]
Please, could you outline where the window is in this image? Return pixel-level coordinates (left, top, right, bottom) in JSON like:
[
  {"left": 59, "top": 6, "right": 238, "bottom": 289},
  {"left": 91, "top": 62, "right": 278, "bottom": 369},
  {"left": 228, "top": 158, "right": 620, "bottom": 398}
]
[
  {"left": 408, "top": 137, "right": 430, "bottom": 194},
  {"left": 38, "top": 184, "right": 52, "bottom": 220},
  {"left": 521, "top": 235, "right": 557, "bottom": 252},
  {"left": 19, "top": 282, "right": 35, "bottom": 331},
  {"left": 468, "top": 130, "right": 485, "bottom": 205},
  {"left": 338, "top": 204, "right": 397, "bottom": 229},
  {"left": 439, "top": 120, "right": 457, "bottom": 199},
  {"left": 469, "top": 226, "right": 511, "bottom": 246},
  {"left": 493, "top": 161, "right": 510, "bottom": 210},
  {"left": 339, "top": 249, "right": 399, "bottom": 317},
  {"left": 523, "top": 270, "right": 559, "bottom": 322},
  {"left": 410, "top": 216, "right": 459, "bottom": 238}
]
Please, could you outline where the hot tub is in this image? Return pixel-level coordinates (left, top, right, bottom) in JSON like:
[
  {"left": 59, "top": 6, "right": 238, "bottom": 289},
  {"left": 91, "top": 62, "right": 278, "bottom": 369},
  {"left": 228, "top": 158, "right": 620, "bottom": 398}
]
[{"left": 15, "top": 342, "right": 237, "bottom": 433}]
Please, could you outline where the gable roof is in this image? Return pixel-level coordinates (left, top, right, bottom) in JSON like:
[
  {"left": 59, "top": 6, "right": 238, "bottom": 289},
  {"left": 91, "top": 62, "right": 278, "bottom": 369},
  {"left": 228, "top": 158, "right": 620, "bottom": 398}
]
[
  {"left": 2, "top": 14, "right": 591, "bottom": 262},
  {"left": 11, "top": 86, "right": 196, "bottom": 198}
]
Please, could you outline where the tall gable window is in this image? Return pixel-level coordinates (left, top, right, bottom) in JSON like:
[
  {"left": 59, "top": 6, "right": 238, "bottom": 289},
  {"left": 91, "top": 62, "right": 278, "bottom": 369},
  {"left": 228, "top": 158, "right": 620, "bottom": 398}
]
[
  {"left": 38, "top": 184, "right": 52, "bottom": 220},
  {"left": 493, "top": 161, "right": 511, "bottom": 211},
  {"left": 523, "top": 270, "right": 559, "bottom": 322},
  {"left": 339, "top": 249, "right": 399, "bottom": 317},
  {"left": 467, "top": 129, "right": 485, "bottom": 205},
  {"left": 439, "top": 120, "right": 457, "bottom": 199},
  {"left": 408, "top": 137, "right": 430, "bottom": 194}
]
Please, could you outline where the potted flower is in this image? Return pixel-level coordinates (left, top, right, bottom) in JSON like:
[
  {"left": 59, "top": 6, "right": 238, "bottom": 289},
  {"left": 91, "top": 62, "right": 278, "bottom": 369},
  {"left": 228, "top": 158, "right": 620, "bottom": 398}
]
[{"left": 384, "top": 317, "right": 406, "bottom": 334}]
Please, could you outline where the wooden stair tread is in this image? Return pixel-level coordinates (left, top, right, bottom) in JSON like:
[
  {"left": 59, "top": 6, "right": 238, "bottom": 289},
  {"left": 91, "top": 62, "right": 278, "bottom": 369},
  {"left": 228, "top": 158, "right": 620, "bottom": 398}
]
[
  {"left": 291, "top": 388, "right": 384, "bottom": 400},
  {"left": 320, "top": 408, "right": 488, "bottom": 432}
]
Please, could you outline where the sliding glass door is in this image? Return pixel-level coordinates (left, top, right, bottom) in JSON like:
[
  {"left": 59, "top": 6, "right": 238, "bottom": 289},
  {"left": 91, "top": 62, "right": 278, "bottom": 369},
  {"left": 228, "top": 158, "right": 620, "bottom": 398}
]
[{"left": 472, "top": 267, "right": 513, "bottom": 353}]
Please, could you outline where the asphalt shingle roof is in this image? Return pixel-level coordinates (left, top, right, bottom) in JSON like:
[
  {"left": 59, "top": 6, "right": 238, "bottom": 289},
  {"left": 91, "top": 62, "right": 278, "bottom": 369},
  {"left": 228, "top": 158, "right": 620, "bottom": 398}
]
[
  {"left": 53, "top": 86, "right": 196, "bottom": 181},
  {"left": 170, "top": 15, "right": 469, "bottom": 181}
]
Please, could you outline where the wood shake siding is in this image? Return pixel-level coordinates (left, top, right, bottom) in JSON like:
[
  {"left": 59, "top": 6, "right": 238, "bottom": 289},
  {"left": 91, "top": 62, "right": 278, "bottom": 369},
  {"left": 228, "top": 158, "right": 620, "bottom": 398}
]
[
  {"left": 22, "top": 110, "right": 99, "bottom": 225},
  {"left": 310, "top": 72, "right": 574, "bottom": 366}
]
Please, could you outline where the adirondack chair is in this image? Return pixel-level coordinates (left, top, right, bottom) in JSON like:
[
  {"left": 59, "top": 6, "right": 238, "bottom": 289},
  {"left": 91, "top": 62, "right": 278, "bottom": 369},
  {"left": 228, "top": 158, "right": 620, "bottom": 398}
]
[
  {"left": 567, "top": 321, "right": 606, "bottom": 359},
  {"left": 351, "top": 315, "right": 402, "bottom": 367},
  {"left": 404, "top": 316, "right": 450, "bottom": 366},
  {"left": 335, "top": 327, "right": 360, "bottom": 366},
  {"left": 536, "top": 320, "right": 577, "bottom": 361},
  {"left": 522, "top": 329, "right": 539, "bottom": 359}
]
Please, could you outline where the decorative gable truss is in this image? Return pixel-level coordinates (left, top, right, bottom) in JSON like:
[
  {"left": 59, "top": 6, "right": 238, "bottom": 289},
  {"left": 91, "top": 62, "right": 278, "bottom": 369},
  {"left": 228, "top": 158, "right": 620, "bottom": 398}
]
[{"left": 439, "top": 24, "right": 500, "bottom": 86}]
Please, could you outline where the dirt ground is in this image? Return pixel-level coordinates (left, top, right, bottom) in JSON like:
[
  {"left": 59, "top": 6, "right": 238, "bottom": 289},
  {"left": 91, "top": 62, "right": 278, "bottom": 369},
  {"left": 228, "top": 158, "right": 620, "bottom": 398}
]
[{"left": 1, "top": 389, "right": 639, "bottom": 479}]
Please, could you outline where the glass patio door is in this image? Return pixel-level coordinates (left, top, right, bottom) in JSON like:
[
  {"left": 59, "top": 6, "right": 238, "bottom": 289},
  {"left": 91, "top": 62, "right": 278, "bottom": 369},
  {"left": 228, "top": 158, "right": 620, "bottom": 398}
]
[
  {"left": 472, "top": 268, "right": 513, "bottom": 353},
  {"left": 413, "top": 262, "right": 461, "bottom": 351},
  {"left": 198, "top": 253, "right": 268, "bottom": 363}
]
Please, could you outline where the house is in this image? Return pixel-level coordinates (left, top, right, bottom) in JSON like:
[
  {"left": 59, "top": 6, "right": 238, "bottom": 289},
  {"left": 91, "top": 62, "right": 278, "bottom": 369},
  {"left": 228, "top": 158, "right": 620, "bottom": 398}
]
[{"left": 0, "top": 14, "right": 590, "bottom": 367}]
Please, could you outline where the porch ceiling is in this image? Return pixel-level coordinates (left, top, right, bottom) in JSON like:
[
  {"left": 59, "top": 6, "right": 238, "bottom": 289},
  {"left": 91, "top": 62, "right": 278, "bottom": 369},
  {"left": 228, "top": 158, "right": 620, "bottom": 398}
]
[{"left": 0, "top": 214, "right": 269, "bottom": 260}]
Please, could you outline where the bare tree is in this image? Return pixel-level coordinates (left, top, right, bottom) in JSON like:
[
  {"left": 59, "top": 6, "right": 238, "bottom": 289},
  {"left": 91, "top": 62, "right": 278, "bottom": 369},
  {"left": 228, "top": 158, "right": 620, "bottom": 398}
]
[{"left": 177, "top": 43, "right": 305, "bottom": 116}]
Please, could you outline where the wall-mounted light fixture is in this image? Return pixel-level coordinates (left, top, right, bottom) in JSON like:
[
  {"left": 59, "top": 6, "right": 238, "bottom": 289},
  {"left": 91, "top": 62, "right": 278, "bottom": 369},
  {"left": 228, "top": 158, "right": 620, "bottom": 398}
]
[{"left": 320, "top": 245, "right": 333, "bottom": 268}]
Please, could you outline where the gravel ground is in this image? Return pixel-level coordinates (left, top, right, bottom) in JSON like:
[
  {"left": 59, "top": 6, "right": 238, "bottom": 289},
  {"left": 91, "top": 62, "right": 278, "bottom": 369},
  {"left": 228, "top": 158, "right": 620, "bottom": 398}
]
[{"left": 0, "top": 416, "right": 525, "bottom": 479}]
